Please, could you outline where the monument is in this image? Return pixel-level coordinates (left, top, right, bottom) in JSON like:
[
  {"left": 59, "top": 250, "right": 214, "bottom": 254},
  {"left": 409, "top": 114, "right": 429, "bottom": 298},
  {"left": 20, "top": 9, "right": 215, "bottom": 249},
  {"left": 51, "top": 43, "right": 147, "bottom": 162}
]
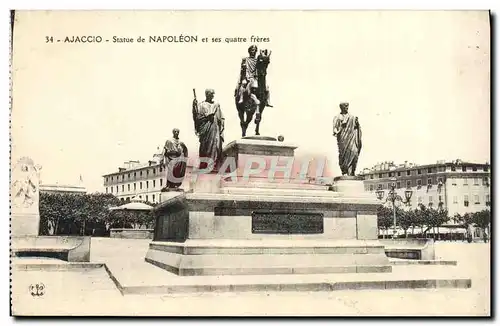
[
  {"left": 146, "top": 68, "right": 389, "bottom": 275},
  {"left": 11, "top": 157, "right": 42, "bottom": 236},
  {"left": 10, "top": 156, "right": 91, "bottom": 262}
]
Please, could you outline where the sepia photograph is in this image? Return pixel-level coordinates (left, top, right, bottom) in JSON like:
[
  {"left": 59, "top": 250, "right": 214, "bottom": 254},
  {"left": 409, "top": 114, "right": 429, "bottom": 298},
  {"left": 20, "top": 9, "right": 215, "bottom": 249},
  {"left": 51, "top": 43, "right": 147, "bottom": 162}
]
[{"left": 9, "top": 10, "right": 491, "bottom": 316}]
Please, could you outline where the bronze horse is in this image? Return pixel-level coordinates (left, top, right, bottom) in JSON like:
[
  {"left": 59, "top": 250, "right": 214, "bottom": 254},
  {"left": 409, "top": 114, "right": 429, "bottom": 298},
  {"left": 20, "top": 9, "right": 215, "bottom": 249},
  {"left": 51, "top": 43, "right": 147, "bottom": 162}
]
[{"left": 235, "top": 50, "right": 271, "bottom": 137}]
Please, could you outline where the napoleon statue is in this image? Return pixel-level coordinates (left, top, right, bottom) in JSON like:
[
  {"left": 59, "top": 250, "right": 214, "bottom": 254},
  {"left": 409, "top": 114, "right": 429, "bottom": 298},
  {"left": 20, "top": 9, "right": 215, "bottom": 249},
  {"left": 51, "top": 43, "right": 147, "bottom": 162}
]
[
  {"left": 192, "top": 89, "right": 225, "bottom": 171},
  {"left": 332, "top": 102, "right": 362, "bottom": 176}
]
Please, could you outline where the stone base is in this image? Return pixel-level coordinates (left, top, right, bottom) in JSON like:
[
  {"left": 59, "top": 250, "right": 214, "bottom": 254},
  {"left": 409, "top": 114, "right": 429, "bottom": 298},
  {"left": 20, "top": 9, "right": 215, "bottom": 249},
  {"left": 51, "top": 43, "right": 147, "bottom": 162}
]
[
  {"left": 381, "top": 239, "right": 435, "bottom": 260},
  {"left": 110, "top": 228, "right": 154, "bottom": 239},
  {"left": 331, "top": 177, "right": 368, "bottom": 196},
  {"left": 145, "top": 239, "right": 391, "bottom": 276},
  {"left": 11, "top": 236, "right": 91, "bottom": 262},
  {"left": 11, "top": 214, "right": 40, "bottom": 236}
]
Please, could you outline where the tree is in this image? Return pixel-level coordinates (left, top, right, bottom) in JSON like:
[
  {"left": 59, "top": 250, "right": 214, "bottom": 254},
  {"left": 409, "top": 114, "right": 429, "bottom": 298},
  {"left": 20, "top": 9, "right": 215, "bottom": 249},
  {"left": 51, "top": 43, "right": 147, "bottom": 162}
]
[
  {"left": 471, "top": 209, "right": 491, "bottom": 242},
  {"left": 377, "top": 205, "right": 393, "bottom": 238},
  {"left": 397, "top": 207, "right": 415, "bottom": 238},
  {"left": 39, "top": 192, "right": 120, "bottom": 236}
]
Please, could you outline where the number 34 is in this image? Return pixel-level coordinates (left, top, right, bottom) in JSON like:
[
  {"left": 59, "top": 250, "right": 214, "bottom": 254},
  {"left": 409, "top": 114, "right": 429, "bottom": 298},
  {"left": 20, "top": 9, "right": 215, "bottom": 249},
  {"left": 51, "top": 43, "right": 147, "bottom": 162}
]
[{"left": 45, "top": 36, "right": 53, "bottom": 43}]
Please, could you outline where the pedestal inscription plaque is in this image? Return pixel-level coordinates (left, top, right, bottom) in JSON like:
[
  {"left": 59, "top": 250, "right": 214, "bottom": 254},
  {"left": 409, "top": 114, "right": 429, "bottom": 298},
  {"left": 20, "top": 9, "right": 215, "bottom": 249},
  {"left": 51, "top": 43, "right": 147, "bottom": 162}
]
[{"left": 251, "top": 211, "right": 324, "bottom": 234}]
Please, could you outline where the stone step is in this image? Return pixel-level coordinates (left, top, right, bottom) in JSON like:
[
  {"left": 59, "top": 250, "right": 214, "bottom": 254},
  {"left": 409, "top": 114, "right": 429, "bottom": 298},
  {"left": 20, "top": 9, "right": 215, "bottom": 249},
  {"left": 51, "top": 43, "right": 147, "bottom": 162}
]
[
  {"left": 221, "top": 179, "right": 330, "bottom": 191},
  {"left": 220, "top": 187, "right": 337, "bottom": 197}
]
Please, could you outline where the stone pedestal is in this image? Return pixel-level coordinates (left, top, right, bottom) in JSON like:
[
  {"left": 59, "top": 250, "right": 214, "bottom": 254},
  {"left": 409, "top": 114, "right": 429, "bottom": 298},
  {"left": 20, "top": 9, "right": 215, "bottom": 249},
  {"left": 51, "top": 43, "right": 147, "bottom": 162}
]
[
  {"left": 11, "top": 157, "right": 42, "bottom": 237},
  {"left": 146, "top": 137, "right": 390, "bottom": 276},
  {"left": 10, "top": 156, "right": 90, "bottom": 262}
]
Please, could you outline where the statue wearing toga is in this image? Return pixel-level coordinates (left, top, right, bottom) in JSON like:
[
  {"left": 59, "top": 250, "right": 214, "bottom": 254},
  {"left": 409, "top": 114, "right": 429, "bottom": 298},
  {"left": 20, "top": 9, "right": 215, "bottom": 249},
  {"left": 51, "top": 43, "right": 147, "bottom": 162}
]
[
  {"left": 192, "top": 89, "right": 225, "bottom": 171},
  {"left": 162, "top": 128, "right": 188, "bottom": 191},
  {"left": 332, "top": 102, "right": 362, "bottom": 176}
]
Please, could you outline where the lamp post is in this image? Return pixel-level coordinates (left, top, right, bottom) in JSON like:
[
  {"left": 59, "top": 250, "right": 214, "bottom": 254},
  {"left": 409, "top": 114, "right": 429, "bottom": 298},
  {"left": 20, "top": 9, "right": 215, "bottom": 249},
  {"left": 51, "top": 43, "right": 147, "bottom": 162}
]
[{"left": 376, "top": 177, "right": 413, "bottom": 239}]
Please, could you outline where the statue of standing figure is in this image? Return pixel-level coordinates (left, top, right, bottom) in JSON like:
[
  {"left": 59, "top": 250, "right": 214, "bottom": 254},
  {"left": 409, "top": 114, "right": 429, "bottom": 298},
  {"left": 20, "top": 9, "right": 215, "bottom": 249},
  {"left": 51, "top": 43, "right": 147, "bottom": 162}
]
[
  {"left": 162, "top": 128, "right": 188, "bottom": 191},
  {"left": 192, "top": 89, "right": 225, "bottom": 171},
  {"left": 332, "top": 102, "right": 362, "bottom": 176}
]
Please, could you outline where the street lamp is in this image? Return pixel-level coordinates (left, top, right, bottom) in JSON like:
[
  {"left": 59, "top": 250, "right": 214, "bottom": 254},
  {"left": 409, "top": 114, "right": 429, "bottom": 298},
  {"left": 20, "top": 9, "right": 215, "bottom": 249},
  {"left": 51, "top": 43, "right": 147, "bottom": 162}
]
[{"left": 375, "top": 177, "right": 413, "bottom": 239}]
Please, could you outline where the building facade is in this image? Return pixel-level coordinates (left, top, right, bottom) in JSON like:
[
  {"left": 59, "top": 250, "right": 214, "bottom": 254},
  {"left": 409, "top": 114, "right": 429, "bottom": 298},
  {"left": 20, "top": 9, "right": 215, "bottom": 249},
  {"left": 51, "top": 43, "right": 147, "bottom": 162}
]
[
  {"left": 359, "top": 160, "right": 491, "bottom": 237},
  {"left": 102, "top": 148, "right": 194, "bottom": 204}
]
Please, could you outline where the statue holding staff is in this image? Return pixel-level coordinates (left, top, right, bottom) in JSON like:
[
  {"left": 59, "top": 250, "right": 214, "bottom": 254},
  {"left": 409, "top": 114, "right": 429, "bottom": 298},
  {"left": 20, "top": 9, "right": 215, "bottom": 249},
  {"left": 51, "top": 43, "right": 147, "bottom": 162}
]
[{"left": 192, "top": 88, "right": 225, "bottom": 171}]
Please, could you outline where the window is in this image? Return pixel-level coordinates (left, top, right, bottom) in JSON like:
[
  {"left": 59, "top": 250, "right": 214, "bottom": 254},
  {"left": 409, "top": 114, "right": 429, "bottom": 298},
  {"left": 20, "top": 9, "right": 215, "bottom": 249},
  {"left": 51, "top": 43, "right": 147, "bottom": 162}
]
[
  {"left": 463, "top": 178, "right": 468, "bottom": 185},
  {"left": 378, "top": 173, "right": 382, "bottom": 178},
  {"left": 369, "top": 185, "right": 374, "bottom": 191},
  {"left": 140, "top": 171, "right": 143, "bottom": 176},
  {"left": 429, "top": 196, "right": 433, "bottom": 203},
  {"left": 474, "top": 195, "right": 480, "bottom": 204},
  {"left": 128, "top": 173, "right": 131, "bottom": 179},
  {"left": 464, "top": 195, "right": 469, "bottom": 207},
  {"left": 127, "top": 184, "right": 130, "bottom": 191},
  {"left": 451, "top": 166, "right": 456, "bottom": 171},
  {"left": 417, "top": 179, "right": 422, "bottom": 187},
  {"left": 417, "top": 169, "right": 422, "bottom": 175},
  {"left": 140, "top": 182, "right": 143, "bottom": 189},
  {"left": 110, "top": 187, "right": 113, "bottom": 194},
  {"left": 427, "top": 178, "right": 432, "bottom": 185},
  {"left": 474, "top": 178, "right": 480, "bottom": 185},
  {"left": 427, "top": 168, "right": 432, "bottom": 173},
  {"left": 483, "top": 166, "right": 489, "bottom": 172},
  {"left": 147, "top": 170, "right": 149, "bottom": 176},
  {"left": 453, "top": 196, "right": 458, "bottom": 204},
  {"left": 122, "top": 175, "right": 124, "bottom": 180},
  {"left": 160, "top": 178, "right": 163, "bottom": 187},
  {"left": 105, "top": 177, "right": 108, "bottom": 182},
  {"left": 370, "top": 174, "right": 374, "bottom": 179},
  {"left": 122, "top": 185, "right": 124, "bottom": 192},
  {"left": 146, "top": 195, "right": 149, "bottom": 202},
  {"left": 406, "top": 180, "right": 411, "bottom": 188},
  {"left": 111, "top": 176, "right": 114, "bottom": 181},
  {"left": 160, "top": 167, "right": 163, "bottom": 173},
  {"left": 388, "top": 182, "right": 393, "bottom": 189},
  {"left": 396, "top": 182, "right": 401, "bottom": 189},
  {"left": 105, "top": 187, "right": 108, "bottom": 193},
  {"left": 139, "top": 195, "right": 142, "bottom": 199},
  {"left": 152, "top": 194, "right": 155, "bottom": 202},
  {"left": 377, "top": 184, "right": 382, "bottom": 190},
  {"left": 438, "top": 195, "right": 442, "bottom": 203},
  {"left": 153, "top": 168, "right": 156, "bottom": 174},
  {"left": 159, "top": 194, "right": 162, "bottom": 202},
  {"left": 389, "top": 172, "right": 394, "bottom": 177},
  {"left": 134, "top": 183, "right": 136, "bottom": 190},
  {"left": 134, "top": 172, "right": 137, "bottom": 177},
  {"left": 406, "top": 170, "right": 411, "bottom": 176},
  {"left": 452, "top": 179, "right": 457, "bottom": 186},
  {"left": 462, "top": 166, "right": 467, "bottom": 172},
  {"left": 146, "top": 181, "right": 149, "bottom": 189},
  {"left": 486, "top": 195, "right": 490, "bottom": 206},
  {"left": 116, "top": 186, "right": 118, "bottom": 193},
  {"left": 153, "top": 180, "right": 156, "bottom": 188},
  {"left": 472, "top": 166, "right": 477, "bottom": 172},
  {"left": 397, "top": 172, "right": 401, "bottom": 177}
]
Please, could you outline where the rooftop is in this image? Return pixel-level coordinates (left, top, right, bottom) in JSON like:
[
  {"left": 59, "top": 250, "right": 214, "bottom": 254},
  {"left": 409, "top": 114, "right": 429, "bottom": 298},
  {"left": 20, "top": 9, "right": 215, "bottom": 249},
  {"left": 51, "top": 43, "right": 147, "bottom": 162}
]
[{"left": 360, "top": 159, "right": 490, "bottom": 175}]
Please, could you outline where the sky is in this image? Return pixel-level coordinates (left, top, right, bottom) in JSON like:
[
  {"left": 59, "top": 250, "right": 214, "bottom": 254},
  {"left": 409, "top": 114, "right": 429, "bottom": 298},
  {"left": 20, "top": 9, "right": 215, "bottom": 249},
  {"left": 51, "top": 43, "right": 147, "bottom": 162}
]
[{"left": 10, "top": 10, "right": 490, "bottom": 192}]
